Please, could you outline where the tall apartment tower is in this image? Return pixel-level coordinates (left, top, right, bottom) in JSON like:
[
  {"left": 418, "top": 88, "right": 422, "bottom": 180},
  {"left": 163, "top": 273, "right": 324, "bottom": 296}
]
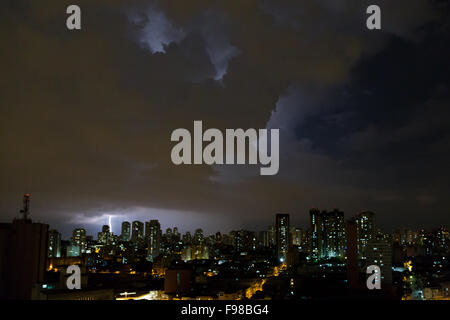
[
  {"left": 366, "top": 234, "right": 393, "bottom": 286},
  {"left": 355, "top": 211, "right": 375, "bottom": 261},
  {"left": 48, "top": 229, "right": 61, "bottom": 258},
  {"left": 276, "top": 213, "right": 290, "bottom": 262},
  {"left": 145, "top": 220, "right": 162, "bottom": 261},
  {"left": 310, "top": 208, "right": 346, "bottom": 260},
  {"left": 98, "top": 224, "right": 111, "bottom": 245},
  {"left": 323, "top": 209, "right": 346, "bottom": 259},
  {"left": 71, "top": 228, "right": 87, "bottom": 254},
  {"left": 193, "top": 229, "right": 204, "bottom": 245},
  {"left": 121, "top": 221, "right": 131, "bottom": 242},
  {"left": 268, "top": 225, "right": 276, "bottom": 247},
  {"left": 290, "top": 227, "right": 303, "bottom": 246},
  {"left": 310, "top": 208, "right": 322, "bottom": 260},
  {"left": 131, "top": 221, "right": 144, "bottom": 243}
]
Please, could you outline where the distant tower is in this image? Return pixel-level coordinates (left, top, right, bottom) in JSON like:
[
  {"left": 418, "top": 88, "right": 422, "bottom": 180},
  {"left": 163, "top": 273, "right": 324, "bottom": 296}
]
[
  {"left": 355, "top": 211, "right": 375, "bottom": 261},
  {"left": 290, "top": 227, "right": 303, "bottom": 246},
  {"left": 309, "top": 208, "right": 346, "bottom": 260},
  {"left": 323, "top": 209, "right": 346, "bottom": 259},
  {"left": 166, "top": 227, "right": 173, "bottom": 243},
  {"left": 182, "top": 232, "right": 192, "bottom": 244},
  {"left": 173, "top": 227, "right": 180, "bottom": 241},
  {"left": 276, "top": 213, "right": 290, "bottom": 262},
  {"left": 71, "top": 228, "right": 87, "bottom": 254},
  {"left": 366, "top": 234, "right": 392, "bottom": 286},
  {"left": 194, "top": 229, "right": 204, "bottom": 245},
  {"left": 121, "top": 221, "right": 131, "bottom": 242},
  {"left": 309, "top": 208, "right": 322, "bottom": 260},
  {"left": 131, "top": 221, "right": 144, "bottom": 243},
  {"left": 98, "top": 225, "right": 111, "bottom": 245},
  {"left": 146, "top": 220, "right": 162, "bottom": 261},
  {"left": 20, "top": 193, "right": 31, "bottom": 220},
  {"left": 48, "top": 229, "right": 62, "bottom": 258}
]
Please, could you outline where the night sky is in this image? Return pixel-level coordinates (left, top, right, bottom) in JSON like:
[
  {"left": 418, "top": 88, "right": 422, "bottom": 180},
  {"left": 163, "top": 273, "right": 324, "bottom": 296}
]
[{"left": 1, "top": 0, "right": 449, "bottom": 238}]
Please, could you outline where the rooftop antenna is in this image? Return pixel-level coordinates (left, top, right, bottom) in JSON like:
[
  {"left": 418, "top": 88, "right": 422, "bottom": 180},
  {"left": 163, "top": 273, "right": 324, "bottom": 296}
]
[{"left": 19, "top": 193, "right": 31, "bottom": 220}]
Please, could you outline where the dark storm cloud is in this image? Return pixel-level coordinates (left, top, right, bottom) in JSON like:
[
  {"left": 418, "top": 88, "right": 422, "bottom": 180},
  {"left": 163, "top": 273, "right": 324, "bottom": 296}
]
[{"left": 0, "top": 0, "right": 448, "bottom": 237}]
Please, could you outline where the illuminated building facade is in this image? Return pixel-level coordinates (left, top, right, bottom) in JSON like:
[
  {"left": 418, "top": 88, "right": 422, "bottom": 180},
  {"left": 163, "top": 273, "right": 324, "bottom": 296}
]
[
  {"left": 71, "top": 228, "right": 87, "bottom": 254},
  {"left": 182, "top": 231, "right": 192, "bottom": 244},
  {"left": 193, "top": 229, "right": 204, "bottom": 245},
  {"left": 268, "top": 225, "right": 276, "bottom": 247},
  {"left": 230, "top": 230, "right": 257, "bottom": 253},
  {"left": 66, "top": 244, "right": 81, "bottom": 257},
  {"left": 131, "top": 221, "right": 144, "bottom": 243},
  {"left": 310, "top": 208, "right": 322, "bottom": 260},
  {"left": 366, "top": 235, "right": 392, "bottom": 285},
  {"left": 310, "top": 209, "right": 346, "bottom": 260},
  {"left": 121, "top": 221, "right": 130, "bottom": 242},
  {"left": 146, "top": 220, "right": 162, "bottom": 261},
  {"left": 182, "top": 244, "right": 209, "bottom": 261},
  {"left": 355, "top": 211, "right": 375, "bottom": 261},
  {"left": 290, "top": 227, "right": 302, "bottom": 246},
  {"left": 98, "top": 225, "right": 111, "bottom": 245},
  {"left": 276, "top": 213, "right": 290, "bottom": 262},
  {"left": 48, "top": 229, "right": 61, "bottom": 258}
]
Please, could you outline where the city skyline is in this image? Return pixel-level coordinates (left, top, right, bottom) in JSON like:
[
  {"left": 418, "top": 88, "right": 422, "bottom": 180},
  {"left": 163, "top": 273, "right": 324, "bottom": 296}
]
[
  {"left": 17, "top": 205, "right": 450, "bottom": 241},
  {"left": 30, "top": 195, "right": 447, "bottom": 245},
  {"left": 4, "top": 192, "right": 449, "bottom": 239},
  {"left": 2, "top": 192, "right": 449, "bottom": 300}
]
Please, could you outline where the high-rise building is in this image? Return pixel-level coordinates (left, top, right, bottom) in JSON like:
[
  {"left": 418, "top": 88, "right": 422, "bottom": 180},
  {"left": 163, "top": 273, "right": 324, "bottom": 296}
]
[
  {"left": 131, "top": 221, "right": 144, "bottom": 243},
  {"left": 354, "top": 211, "right": 375, "bottom": 261},
  {"left": 230, "top": 230, "right": 257, "bottom": 253},
  {"left": 268, "top": 225, "right": 276, "bottom": 247},
  {"left": 121, "top": 221, "right": 131, "bottom": 242},
  {"left": 98, "top": 224, "right": 111, "bottom": 245},
  {"left": 214, "top": 232, "right": 222, "bottom": 243},
  {"left": 435, "top": 226, "right": 449, "bottom": 253},
  {"left": 257, "top": 230, "right": 270, "bottom": 248},
  {"left": 173, "top": 227, "right": 181, "bottom": 242},
  {"left": 85, "top": 235, "right": 95, "bottom": 254},
  {"left": 276, "top": 213, "right": 290, "bottom": 262},
  {"left": 193, "top": 229, "right": 204, "bottom": 245},
  {"left": 48, "top": 229, "right": 61, "bottom": 258},
  {"left": 324, "top": 209, "right": 346, "bottom": 259},
  {"left": 166, "top": 228, "right": 173, "bottom": 241},
  {"left": 182, "top": 243, "right": 209, "bottom": 261},
  {"left": 0, "top": 218, "right": 48, "bottom": 299},
  {"left": 393, "top": 228, "right": 414, "bottom": 247},
  {"left": 290, "top": 227, "right": 302, "bottom": 246},
  {"left": 310, "top": 208, "right": 346, "bottom": 260},
  {"left": 71, "top": 228, "right": 87, "bottom": 254},
  {"left": 182, "top": 232, "right": 192, "bottom": 245},
  {"left": 146, "top": 220, "right": 162, "bottom": 261},
  {"left": 310, "top": 208, "right": 322, "bottom": 260},
  {"left": 366, "top": 234, "right": 392, "bottom": 286}
]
